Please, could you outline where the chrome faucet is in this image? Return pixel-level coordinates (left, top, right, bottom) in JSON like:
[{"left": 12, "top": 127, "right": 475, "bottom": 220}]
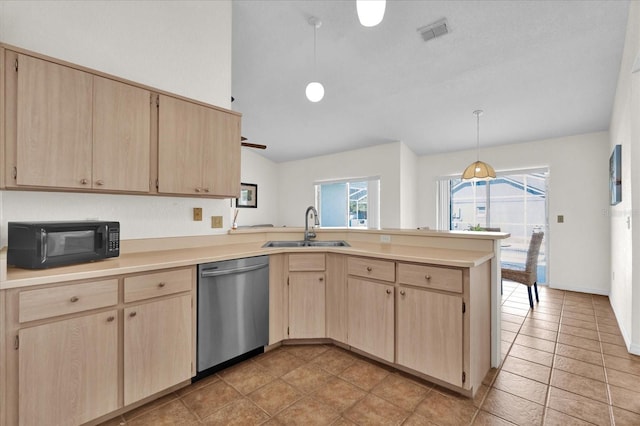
[{"left": 304, "top": 206, "right": 319, "bottom": 241}]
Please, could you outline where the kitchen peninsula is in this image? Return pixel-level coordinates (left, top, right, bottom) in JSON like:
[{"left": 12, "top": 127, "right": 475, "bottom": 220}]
[{"left": 0, "top": 228, "right": 508, "bottom": 426}]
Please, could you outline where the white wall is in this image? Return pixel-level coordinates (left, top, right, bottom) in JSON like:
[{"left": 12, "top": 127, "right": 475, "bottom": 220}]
[
  {"left": 236, "top": 148, "right": 279, "bottom": 227},
  {"left": 609, "top": 0, "right": 640, "bottom": 354},
  {"left": 418, "top": 132, "right": 611, "bottom": 295},
  {"left": 399, "top": 142, "right": 418, "bottom": 229},
  {"left": 277, "top": 142, "right": 404, "bottom": 228},
  {"left": 0, "top": 0, "right": 246, "bottom": 243}
]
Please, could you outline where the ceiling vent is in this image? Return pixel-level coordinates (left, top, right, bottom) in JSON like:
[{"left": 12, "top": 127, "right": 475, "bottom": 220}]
[{"left": 417, "top": 18, "right": 449, "bottom": 42}]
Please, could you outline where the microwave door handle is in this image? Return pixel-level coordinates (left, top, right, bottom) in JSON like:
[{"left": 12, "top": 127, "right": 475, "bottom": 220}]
[{"left": 41, "top": 230, "right": 48, "bottom": 263}]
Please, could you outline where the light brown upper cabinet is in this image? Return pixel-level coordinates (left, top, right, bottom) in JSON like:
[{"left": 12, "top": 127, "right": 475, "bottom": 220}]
[
  {"left": 6, "top": 52, "right": 152, "bottom": 192},
  {"left": 158, "top": 94, "right": 241, "bottom": 197}
]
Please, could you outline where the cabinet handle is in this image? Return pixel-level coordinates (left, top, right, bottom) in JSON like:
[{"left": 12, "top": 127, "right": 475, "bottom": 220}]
[
  {"left": 95, "top": 180, "right": 104, "bottom": 186},
  {"left": 195, "top": 188, "right": 201, "bottom": 193},
  {"left": 106, "top": 316, "right": 115, "bottom": 322},
  {"left": 425, "top": 275, "right": 432, "bottom": 280},
  {"left": 319, "top": 277, "right": 324, "bottom": 281},
  {"left": 158, "top": 282, "right": 166, "bottom": 288},
  {"left": 400, "top": 290, "right": 406, "bottom": 296},
  {"left": 80, "top": 179, "right": 88, "bottom": 185},
  {"left": 203, "top": 188, "right": 210, "bottom": 193},
  {"left": 366, "top": 266, "right": 372, "bottom": 272},
  {"left": 129, "top": 312, "right": 137, "bottom": 318},
  {"left": 386, "top": 289, "right": 392, "bottom": 294},
  {"left": 70, "top": 296, "right": 79, "bottom": 303}
]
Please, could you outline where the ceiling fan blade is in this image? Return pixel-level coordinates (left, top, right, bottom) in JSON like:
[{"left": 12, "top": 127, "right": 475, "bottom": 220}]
[{"left": 240, "top": 136, "right": 266, "bottom": 149}]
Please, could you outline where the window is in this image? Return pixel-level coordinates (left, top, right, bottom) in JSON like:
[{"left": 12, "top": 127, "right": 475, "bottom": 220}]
[
  {"left": 438, "top": 169, "right": 548, "bottom": 283},
  {"left": 314, "top": 178, "right": 380, "bottom": 228}
]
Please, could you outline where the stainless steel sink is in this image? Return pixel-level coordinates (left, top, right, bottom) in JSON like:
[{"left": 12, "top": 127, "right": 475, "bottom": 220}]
[{"left": 262, "top": 240, "right": 350, "bottom": 248}]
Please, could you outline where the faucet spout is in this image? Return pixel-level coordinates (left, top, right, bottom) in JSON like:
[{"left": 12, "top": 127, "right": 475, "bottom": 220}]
[{"left": 304, "top": 206, "right": 319, "bottom": 241}]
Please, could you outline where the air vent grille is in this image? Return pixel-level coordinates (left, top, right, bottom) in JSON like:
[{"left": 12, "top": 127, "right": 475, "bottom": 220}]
[{"left": 418, "top": 18, "right": 449, "bottom": 42}]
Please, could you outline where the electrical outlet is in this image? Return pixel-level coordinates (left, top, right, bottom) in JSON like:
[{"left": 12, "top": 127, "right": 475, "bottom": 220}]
[
  {"left": 211, "top": 216, "right": 223, "bottom": 228},
  {"left": 380, "top": 234, "right": 391, "bottom": 243},
  {"left": 193, "top": 208, "right": 203, "bottom": 221},
  {"left": 557, "top": 215, "right": 564, "bottom": 223}
]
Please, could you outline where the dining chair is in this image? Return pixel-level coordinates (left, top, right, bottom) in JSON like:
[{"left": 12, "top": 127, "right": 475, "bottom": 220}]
[{"left": 501, "top": 231, "right": 544, "bottom": 309}]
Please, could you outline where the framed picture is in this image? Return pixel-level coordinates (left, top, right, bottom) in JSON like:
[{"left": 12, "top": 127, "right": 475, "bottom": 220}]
[
  {"left": 237, "top": 183, "right": 258, "bottom": 208},
  {"left": 610, "top": 144, "right": 621, "bottom": 206}
]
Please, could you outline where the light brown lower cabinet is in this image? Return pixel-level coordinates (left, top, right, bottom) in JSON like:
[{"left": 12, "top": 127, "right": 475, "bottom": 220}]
[
  {"left": 396, "top": 286, "right": 463, "bottom": 386},
  {"left": 18, "top": 310, "right": 119, "bottom": 426},
  {"left": 347, "top": 277, "right": 394, "bottom": 362},
  {"left": 124, "top": 294, "right": 192, "bottom": 405},
  {"left": 288, "top": 272, "right": 325, "bottom": 338}
]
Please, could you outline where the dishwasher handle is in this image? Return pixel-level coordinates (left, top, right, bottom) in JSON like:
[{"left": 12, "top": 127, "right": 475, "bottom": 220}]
[{"left": 200, "top": 262, "right": 268, "bottom": 278}]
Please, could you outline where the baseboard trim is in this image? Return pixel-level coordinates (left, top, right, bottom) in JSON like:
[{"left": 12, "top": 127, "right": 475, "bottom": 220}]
[{"left": 547, "top": 283, "right": 609, "bottom": 296}]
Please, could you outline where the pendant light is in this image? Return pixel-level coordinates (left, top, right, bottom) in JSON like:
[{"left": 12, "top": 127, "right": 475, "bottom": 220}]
[
  {"left": 305, "top": 17, "right": 324, "bottom": 103},
  {"left": 357, "top": 0, "right": 386, "bottom": 27},
  {"left": 462, "top": 110, "right": 496, "bottom": 180}
]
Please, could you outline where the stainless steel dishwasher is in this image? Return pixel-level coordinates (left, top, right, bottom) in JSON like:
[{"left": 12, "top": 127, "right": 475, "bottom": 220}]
[{"left": 197, "top": 255, "right": 269, "bottom": 377}]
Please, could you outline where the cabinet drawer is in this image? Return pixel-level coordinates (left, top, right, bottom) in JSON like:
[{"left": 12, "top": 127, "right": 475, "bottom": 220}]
[
  {"left": 19, "top": 279, "right": 118, "bottom": 323},
  {"left": 348, "top": 257, "right": 395, "bottom": 282},
  {"left": 398, "top": 263, "right": 463, "bottom": 293},
  {"left": 124, "top": 268, "right": 193, "bottom": 303},
  {"left": 289, "top": 253, "right": 325, "bottom": 271}
]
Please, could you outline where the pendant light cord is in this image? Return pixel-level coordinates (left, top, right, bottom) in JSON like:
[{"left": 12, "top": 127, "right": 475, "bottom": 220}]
[
  {"left": 474, "top": 110, "right": 483, "bottom": 162},
  {"left": 313, "top": 23, "right": 318, "bottom": 78}
]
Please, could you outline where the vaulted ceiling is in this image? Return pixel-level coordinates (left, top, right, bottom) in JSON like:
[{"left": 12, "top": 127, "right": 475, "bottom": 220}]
[{"left": 231, "top": 1, "right": 629, "bottom": 163}]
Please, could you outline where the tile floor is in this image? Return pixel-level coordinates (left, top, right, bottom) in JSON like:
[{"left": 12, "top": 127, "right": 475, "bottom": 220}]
[{"left": 101, "top": 282, "right": 640, "bottom": 425}]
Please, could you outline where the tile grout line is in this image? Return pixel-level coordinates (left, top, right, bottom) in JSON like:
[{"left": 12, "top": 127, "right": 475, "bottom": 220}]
[
  {"left": 539, "top": 288, "right": 564, "bottom": 425},
  {"left": 592, "top": 295, "right": 616, "bottom": 426}
]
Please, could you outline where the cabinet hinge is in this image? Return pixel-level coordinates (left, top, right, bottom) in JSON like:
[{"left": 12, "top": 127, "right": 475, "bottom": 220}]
[
  {"left": 13, "top": 166, "right": 17, "bottom": 180},
  {"left": 462, "top": 301, "right": 466, "bottom": 314},
  {"left": 14, "top": 58, "right": 18, "bottom": 72},
  {"left": 462, "top": 371, "right": 466, "bottom": 383},
  {"left": 287, "top": 326, "right": 289, "bottom": 336},
  {"left": 155, "top": 179, "right": 159, "bottom": 190},
  {"left": 14, "top": 335, "right": 19, "bottom": 350},
  {"left": 287, "top": 277, "right": 290, "bottom": 286},
  {"left": 156, "top": 95, "right": 159, "bottom": 107}
]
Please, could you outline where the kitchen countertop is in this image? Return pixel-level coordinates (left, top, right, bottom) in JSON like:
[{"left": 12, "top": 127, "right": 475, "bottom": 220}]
[{"left": 0, "top": 237, "right": 496, "bottom": 290}]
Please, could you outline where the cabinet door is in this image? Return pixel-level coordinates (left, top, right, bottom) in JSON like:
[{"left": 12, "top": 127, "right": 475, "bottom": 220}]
[
  {"left": 18, "top": 310, "right": 118, "bottom": 426},
  {"left": 288, "top": 272, "right": 325, "bottom": 338},
  {"left": 15, "top": 54, "right": 92, "bottom": 189},
  {"left": 124, "top": 294, "right": 192, "bottom": 405},
  {"left": 201, "top": 107, "right": 241, "bottom": 197},
  {"left": 157, "top": 95, "right": 205, "bottom": 195},
  {"left": 347, "top": 278, "right": 394, "bottom": 362},
  {"left": 397, "top": 286, "right": 463, "bottom": 386},
  {"left": 93, "top": 76, "right": 151, "bottom": 192}
]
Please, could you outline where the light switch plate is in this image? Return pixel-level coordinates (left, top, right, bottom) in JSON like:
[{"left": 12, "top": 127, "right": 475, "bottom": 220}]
[
  {"left": 193, "top": 208, "right": 203, "bottom": 221},
  {"left": 211, "top": 216, "right": 223, "bottom": 228},
  {"left": 380, "top": 234, "right": 391, "bottom": 243}
]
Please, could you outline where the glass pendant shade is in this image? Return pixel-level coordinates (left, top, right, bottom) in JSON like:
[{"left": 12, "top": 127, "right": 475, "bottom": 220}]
[
  {"left": 306, "top": 81, "right": 325, "bottom": 102},
  {"left": 357, "top": 0, "right": 386, "bottom": 27},
  {"left": 462, "top": 160, "right": 496, "bottom": 180}
]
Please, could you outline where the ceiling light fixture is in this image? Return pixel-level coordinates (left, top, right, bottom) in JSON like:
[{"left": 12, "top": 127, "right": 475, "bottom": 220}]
[
  {"left": 462, "top": 110, "right": 496, "bottom": 180},
  {"left": 357, "top": 0, "right": 386, "bottom": 27},
  {"left": 305, "top": 17, "right": 324, "bottom": 103}
]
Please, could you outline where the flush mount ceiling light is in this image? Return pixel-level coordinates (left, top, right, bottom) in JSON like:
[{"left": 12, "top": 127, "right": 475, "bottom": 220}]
[
  {"left": 357, "top": 0, "right": 386, "bottom": 27},
  {"left": 305, "top": 16, "right": 324, "bottom": 103},
  {"left": 462, "top": 110, "right": 496, "bottom": 180}
]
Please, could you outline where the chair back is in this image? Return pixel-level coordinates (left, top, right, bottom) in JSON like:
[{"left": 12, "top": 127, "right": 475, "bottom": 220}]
[{"left": 525, "top": 232, "right": 544, "bottom": 274}]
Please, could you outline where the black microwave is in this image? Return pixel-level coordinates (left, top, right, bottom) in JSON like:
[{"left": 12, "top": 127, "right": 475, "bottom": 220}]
[{"left": 8, "top": 221, "right": 120, "bottom": 269}]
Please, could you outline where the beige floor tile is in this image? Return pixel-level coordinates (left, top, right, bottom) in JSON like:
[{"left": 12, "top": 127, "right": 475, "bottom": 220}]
[
  {"left": 414, "top": 389, "right": 478, "bottom": 426},
  {"left": 558, "top": 324, "right": 599, "bottom": 341},
  {"left": 597, "top": 316, "right": 620, "bottom": 327},
  {"left": 609, "top": 384, "right": 640, "bottom": 414},
  {"left": 282, "top": 344, "right": 330, "bottom": 360},
  {"left": 546, "top": 386, "right": 611, "bottom": 425},
  {"left": 555, "top": 343, "right": 603, "bottom": 366},
  {"left": 310, "top": 347, "right": 358, "bottom": 375},
  {"left": 557, "top": 332, "right": 602, "bottom": 352},
  {"left": 550, "top": 370, "right": 608, "bottom": 403},
  {"left": 501, "top": 321, "right": 522, "bottom": 333},
  {"left": 481, "top": 388, "right": 543, "bottom": 426},
  {"left": 606, "top": 367, "right": 640, "bottom": 392},
  {"left": 343, "top": 393, "right": 410, "bottom": 425},
  {"left": 599, "top": 331, "right": 627, "bottom": 346},
  {"left": 514, "top": 334, "right": 556, "bottom": 353},
  {"left": 181, "top": 380, "right": 242, "bottom": 420},
  {"left": 255, "top": 348, "right": 306, "bottom": 377},
  {"left": 472, "top": 410, "right": 517, "bottom": 425},
  {"left": 402, "top": 412, "right": 439, "bottom": 425},
  {"left": 371, "top": 374, "right": 429, "bottom": 411},
  {"left": 561, "top": 310, "right": 596, "bottom": 323},
  {"left": 501, "top": 356, "right": 551, "bottom": 384},
  {"left": 339, "top": 360, "right": 390, "bottom": 391},
  {"left": 508, "top": 344, "right": 554, "bottom": 367},
  {"left": 175, "top": 374, "right": 220, "bottom": 397},
  {"left": 219, "top": 360, "right": 276, "bottom": 395},
  {"left": 492, "top": 370, "right": 548, "bottom": 405},
  {"left": 562, "top": 305, "right": 595, "bottom": 316},
  {"left": 598, "top": 324, "right": 623, "bottom": 336},
  {"left": 522, "top": 318, "right": 559, "bottom": 332},
  {"left": 543, "top": 408, "right": 594, "bottom": 425},
  {"left": 553, "top": 355, "right": 605, "bottom": 382},
  {"left": 502, "top": 313, "right": 526, "bottom": 325},
  {"left": 602, "top": 342, "right": 635, "bottom": 359},
  {"left": 604, "top": 354, "right": 640, "bottom": 376},
  {"left": 503, "top": 306, "right": 530, "bottom": 317},
  {"left": 282, "top": 364, "right": 333, "bottom": 394},
  {"left": 331, "top": 416, "right": 358, "bottom": 425},
  {"left": 201, "top": 398, "right": 269, "bottom": 425},
  {"left": 528, "top": 311, "right": 560, "bottom": 323},
  {"left": 248, "top": 379, "right": 302, "bottom": 416},
  {"left": 122, "top": 392, "right": 179, "bottom": 421},
  {"left": 96, "top": 415, "right": 126, "bottom": 426},
  {"left": 311, "top": 377, "right": 366, "bottom": 413},
  {"left": 561, "top": 317, "right": 598, "bottom": 331},
  {"left": 612, "top": 406, "right": 640, "bottom": 426},
  {"left": 126, "top": 400, "right": 200, "bottom": 426},
  {"left": 518, "top": 325, "right": 557, "bottom": 342},
  {"left": 275, "top": 396, "right": 340, "bottom": 425},
  {"left": 501, "top": 330, "right": 517, "bottom": 343}
]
